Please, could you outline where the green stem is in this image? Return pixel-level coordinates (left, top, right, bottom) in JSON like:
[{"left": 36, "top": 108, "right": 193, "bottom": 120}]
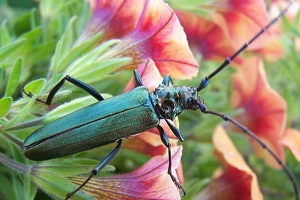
[{"left": 0, "top": 153, "right": 29, "bottom": 174}]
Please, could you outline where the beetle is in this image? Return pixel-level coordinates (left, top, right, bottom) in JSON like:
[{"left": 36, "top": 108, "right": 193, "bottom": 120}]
[{"left": 21, "top": 1, "right": 298, "bottom": 200}]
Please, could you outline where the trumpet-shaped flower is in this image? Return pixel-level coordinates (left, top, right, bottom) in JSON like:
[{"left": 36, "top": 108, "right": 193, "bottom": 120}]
[
  {"left": 68, "top": 146, "right": 183, "bottom": 200},
  {"left": 230, "top": 57, "right": 287, "bottom": 168},
  {"left": 78, "top": 0, "right": 198, "bottom": 79},
  {"left": 196, "top": 126, "right": 262, "bottom": 200}
]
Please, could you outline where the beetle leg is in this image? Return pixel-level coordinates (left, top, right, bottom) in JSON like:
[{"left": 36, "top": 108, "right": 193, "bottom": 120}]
[
  {"left": 162, "top": 75, "right": 174, "bottom": 86},
  {"left": 156, "top": 125, "right": 186, "bottom": 196},
  {"left": 162, "top": 75, "right": 170, "bottom": 85},
  {"left": 165, "top": 119, "right": 184, "bottom": 142},
  {"left": 133, "top": 70, "right": 144, "bottom": 86},
  {"left": 25, "top": 76, "right": 104, "bottom": 105},
  {"left": 45, "top": 75, "right": 104, "bottom": 105},
  {"left": 65, "top": 140, "right": 122, "bottom": 200}
]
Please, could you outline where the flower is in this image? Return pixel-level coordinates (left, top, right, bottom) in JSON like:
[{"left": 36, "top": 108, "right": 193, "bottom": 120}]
[
  {"left": 175, "top": 0, "right": 282, "bottom": 62},
  {"left": 230, "top": 57, "right": 287, "bottom": 168},
  {"left": 78, "top": 0, "right": 198, "bottom": 79},
  {"left": 175, "top": 10, "right": 239, "bottom": 62},
  {"left": 196, "top": 126, "right": 262, "bottom": 200},
  {"left": 282, "top": 128, "right": 300, "bottom": 162},
  {"left": 68, "top": 146, "right": 183, "bottom": 200}
]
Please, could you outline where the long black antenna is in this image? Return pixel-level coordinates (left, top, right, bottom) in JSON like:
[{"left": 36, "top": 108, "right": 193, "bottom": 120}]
[
  {"left": 195, "top": 101, "right": 299, "bottom": 200},
  {"left": 194, "top": 1, "right": 298, "bottom": 199},
  {"left": 197, "top": 1, "right": 293, "bottom": 91}
]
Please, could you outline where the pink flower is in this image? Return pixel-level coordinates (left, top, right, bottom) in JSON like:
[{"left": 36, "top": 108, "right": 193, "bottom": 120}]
[
  {"left": 68, "top": 146, "right": 183, "bottom": 200},
  {"left": 230, "top": 57, "right": 287, "bottom": 168},
  {"left": 282, "top": 128, "right": 300, "bottom": 162},
  {"left": 79, "top": 0, "right": 198, "bottom": 79},
  {"left": 196, "top": 126, "right": 262, "bottom": 200}
]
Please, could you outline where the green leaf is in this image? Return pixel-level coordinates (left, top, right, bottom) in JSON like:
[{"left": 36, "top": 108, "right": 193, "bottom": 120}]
[
  {"left": 5, "top": 57, "right": 22, "bottom": 97},
  {"left": 50, "top": 40, "right": 62, "bottom": 79},
  {"left": 36, "top": 158, "right": 114, "bottom": 177},
  {"left": 22, "top": 175, "right": 37, "bottom": 200},
  {"left": 31, "top": 170, "right": 90, "bottom": 200},
  {"left": 5, "top": 96, "right": 36, "bottom": 128},
  {"left": 19, "top": 27, "right": 42, "bottom": 44},
  {"left": 60, "top": 16, "right": 77, "bottom": 58},
  {"left": 0, "top": 39, "right": 26, "bottom": 61},
  {"left": 71, "top": 57, "right": 132, "bottom": 84},
  {"left": 65, "top": 39, "right": 120, "bottom": 74},
  {"left": 0, "top": 97, "right": 12, "bottom": 119},
  {"left": 0, "top": 67, "right": 4, "bottom": 88},
  {"left": 39, "top": 0, "right": 65, "bottom": 21},
  {"left": 23, "top": 78, "right": 46, "bottom": 96},
  {"left": 57, "top": 32, "right": 103, "bottom": 73},
  {"left": 25, "top": 41, "right": 57, "bottom": 67},
  {"left": 0, "top": 21, "right": 11, "bottom": 46}
]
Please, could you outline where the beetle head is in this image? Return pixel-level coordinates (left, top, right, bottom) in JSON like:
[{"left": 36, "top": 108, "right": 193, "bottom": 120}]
[{"left": 150, "top": 84, "right": 204, "bottom": 120}]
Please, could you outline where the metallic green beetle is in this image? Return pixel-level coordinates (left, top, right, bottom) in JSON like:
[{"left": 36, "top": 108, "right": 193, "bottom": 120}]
[{"left": 23, "top": 71, "right": 201, "bottom": 198}]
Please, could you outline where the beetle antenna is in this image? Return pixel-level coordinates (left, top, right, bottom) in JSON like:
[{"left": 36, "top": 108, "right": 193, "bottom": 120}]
[
  {"left": 197, "top": 1, "right": 293, "bottom": 91},
  {"left": 196, "top": 100, "right": 299, "bottom": 200}
]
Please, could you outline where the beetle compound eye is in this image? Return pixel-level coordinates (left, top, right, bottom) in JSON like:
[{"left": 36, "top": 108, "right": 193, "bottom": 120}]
[{"left": 174, "top": 92, "right": 181, "bottom": 101}]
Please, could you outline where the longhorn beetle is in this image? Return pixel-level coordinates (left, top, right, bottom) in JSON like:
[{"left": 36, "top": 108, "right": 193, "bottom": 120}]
[{"left": 20, "top": 1, "right": 298, "bottom": 200}]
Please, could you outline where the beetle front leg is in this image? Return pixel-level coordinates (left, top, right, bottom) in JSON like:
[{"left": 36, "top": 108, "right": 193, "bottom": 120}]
[
  {"left": 25, "top": 76, "right": 105, "bottom": 105},
  {"left": 133, "top": 69, "right": 144, "bottom": 86},
  {"left": 46, "top": 76, "right": 104, "bottom": 105},
  {"left": 165, "top": 119, "right": 184, "bottom": 142},
  {"left": 162, "top": 75, "right": 174, "bottom": 86},
  {"left": 65, "top": 140, "right": 122, "bottom": 200},
  {"left": 156, "top": 125, "right": 186, "bottom": 196}
]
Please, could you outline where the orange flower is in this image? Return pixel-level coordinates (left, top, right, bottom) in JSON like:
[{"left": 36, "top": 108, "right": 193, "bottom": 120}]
[
  {"left": 195, "top": 126, "right": 262, "bottom": 200},
  {"left": 251, "top": 36, "right": 284, "bottom": 61},
  {"left": 208, "top": 0, "right": 269, "bottom": 50},
  {"left": 68, "top": 146, "right": 183, "bottom": 200},
  {"left": 230, "top": 57, "right": 287, "bottom": 168},
  {"left": 176, "top": 0, "right": 282, "bottom": 62},
  {"left": 79, "top": 0, "right": 198, "bottom": 79},
  {"left": 175, "top": 10, "right": 239, "bottom": 62},
  {"left": 282, "top": 128, "right": 300, "bottom": 162}
]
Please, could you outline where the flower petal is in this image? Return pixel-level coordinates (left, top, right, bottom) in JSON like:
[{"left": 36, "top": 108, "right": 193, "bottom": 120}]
[
  {"left": 175, "top": 10, "right": 239, "bottom": 62},
  {"left": 230, "top": 57, "right": 287, "bottom": 168},
  {"left": 124, "top": 59, "right": 163, "bottom": 92},
  {"left": 282, "top": 128, "right": 300, "bottom": 162},
  {"left": 68, "top": 146, "right": 183, "bottom": 200},
  {"left": 81, "top": 0, "right": 198, "bottom": 79},
  {"left": 196, "top": 126, "right": 262, "bottom": 200},
  {"left": 251, "top": 36, "right": 284, "bottom": 61},
  {"left": 80, "top": 0, "right": 143, "bottom": 42},
  {"left": 210, "top": 0, "right": 270, "bottom": 50}
]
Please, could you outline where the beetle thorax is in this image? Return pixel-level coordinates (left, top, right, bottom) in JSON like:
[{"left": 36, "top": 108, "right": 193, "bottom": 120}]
[{"left": 150, "top": 84, "right": 203, "bottom": 120}]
